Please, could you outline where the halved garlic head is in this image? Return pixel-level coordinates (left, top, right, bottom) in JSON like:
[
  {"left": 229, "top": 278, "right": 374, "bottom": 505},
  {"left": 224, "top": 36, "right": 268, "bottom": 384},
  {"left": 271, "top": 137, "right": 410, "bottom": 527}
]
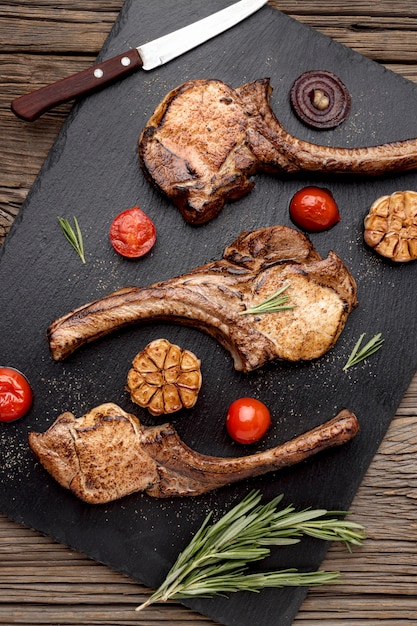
[
  {"left": 127, "top": 339, "right": 202, "bottom": 416},
  {"left": 364, "top": 190, "right": 417, "bottom": 262}
]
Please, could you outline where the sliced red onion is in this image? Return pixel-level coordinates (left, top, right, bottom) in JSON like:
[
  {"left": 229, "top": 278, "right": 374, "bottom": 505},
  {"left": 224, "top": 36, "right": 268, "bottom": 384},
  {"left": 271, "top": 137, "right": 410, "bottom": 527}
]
[{"left": 290, "top": 70, "right": 351, "bottom": 129}]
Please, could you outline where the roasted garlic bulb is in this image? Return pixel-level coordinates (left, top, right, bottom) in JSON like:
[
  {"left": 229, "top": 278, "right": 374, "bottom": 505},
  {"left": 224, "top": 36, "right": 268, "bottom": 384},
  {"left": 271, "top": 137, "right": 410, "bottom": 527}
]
[
  {"left": 364, "top": 190, "right": 417, "bottom": 262},
  {"left": 127, "top": 339, "right": 202, "bottom": 416}
]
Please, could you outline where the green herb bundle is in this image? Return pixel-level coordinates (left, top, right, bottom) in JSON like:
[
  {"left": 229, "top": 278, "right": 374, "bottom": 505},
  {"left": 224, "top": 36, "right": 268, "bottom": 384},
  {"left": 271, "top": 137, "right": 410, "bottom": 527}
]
[{"left": 136, "top": 490, "right": 365, "bottom": 611}]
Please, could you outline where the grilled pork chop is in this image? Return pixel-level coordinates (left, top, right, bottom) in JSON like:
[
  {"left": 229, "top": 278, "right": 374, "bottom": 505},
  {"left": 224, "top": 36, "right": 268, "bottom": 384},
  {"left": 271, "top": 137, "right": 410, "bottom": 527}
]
[
  {"left": 28, "top": 403, "right": 359, "bottom": 504},
  {"left": 139, "top": 78, "right": 417, "bottom": 224},
  {"left": 48, "top": 225, "right": 357, "bottom": 371}
]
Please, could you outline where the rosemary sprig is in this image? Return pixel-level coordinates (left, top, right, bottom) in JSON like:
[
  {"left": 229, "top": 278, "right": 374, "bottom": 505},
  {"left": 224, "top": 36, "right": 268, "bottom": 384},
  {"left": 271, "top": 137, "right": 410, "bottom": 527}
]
[
  {"left": 343, "top": 332, "right": 384, "bottom": 371},
  {"left": 136, "top": 490, "right": 365, "bottom": 611},
  {"left": 57, "top": 216, "right": 86, "bottom": 264},
  {"left": 239, "top": 283, "right": 295, "bottom": 316}
]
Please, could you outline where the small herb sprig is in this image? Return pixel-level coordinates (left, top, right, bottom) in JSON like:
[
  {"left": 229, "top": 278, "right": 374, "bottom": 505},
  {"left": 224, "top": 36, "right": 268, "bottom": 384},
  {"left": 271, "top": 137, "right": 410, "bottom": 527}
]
[
  {"left": 239, "top": 283, "right": 295, "bottom": 316},
  {"left": 136, "top": 490, "right": 365, "bottom": 611},
  {"left": 57, "top": 216, "right": 86, "bottom": 264},
  {"left": 343, "top": 332, "right": 384, "bottom": 371}
]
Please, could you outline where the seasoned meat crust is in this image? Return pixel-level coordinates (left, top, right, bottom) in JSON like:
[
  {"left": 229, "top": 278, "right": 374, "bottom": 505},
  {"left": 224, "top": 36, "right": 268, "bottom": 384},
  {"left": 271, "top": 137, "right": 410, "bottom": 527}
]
[
  {"left": 139, "top": 78, "right": 417, "bottom": 224},
  {"left": 48, "top": 225, "right": 358, "bottom": 372},
  {"left": 28, "top": 403, "right": 360, "bottom": 504}
]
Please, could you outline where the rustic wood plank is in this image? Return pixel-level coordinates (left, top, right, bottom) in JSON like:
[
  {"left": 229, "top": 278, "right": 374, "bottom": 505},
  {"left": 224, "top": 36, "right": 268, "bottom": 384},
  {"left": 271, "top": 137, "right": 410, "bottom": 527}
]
[{"left": 0, "top": 16, "right": 114, "bottom": 54}]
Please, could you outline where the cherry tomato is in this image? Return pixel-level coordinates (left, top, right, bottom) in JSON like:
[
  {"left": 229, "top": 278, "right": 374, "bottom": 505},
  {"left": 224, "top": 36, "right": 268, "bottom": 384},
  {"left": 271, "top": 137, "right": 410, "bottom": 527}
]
[
  {"left": 226, "top": 397, "right": 271, "bottom": 444},
  {"left": 110, "top": 206, "right": 156, "bottom": 258},
  {"left": 0, "top": 367, "right": 33, "bottom": 422},
  {"left": 289, "top": 186, "right": 340, "bottom": 232}
]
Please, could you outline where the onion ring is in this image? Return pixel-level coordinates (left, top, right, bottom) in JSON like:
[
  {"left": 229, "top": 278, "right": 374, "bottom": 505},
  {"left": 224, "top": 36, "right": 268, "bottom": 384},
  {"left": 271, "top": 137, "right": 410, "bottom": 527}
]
[{"left": 290, "top": 70, "right": 351, "bottom": 129}]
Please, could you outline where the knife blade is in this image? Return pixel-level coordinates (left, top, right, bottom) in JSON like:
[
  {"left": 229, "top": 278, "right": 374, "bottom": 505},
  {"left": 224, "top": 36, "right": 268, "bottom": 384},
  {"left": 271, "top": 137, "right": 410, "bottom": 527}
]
[{"left": 11, "top": 0, "right": 268, "bottom": 122}]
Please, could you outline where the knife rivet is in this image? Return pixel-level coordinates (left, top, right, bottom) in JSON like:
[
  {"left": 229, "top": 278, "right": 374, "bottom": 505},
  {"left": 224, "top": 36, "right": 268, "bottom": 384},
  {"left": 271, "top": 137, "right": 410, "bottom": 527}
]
[
  {"left": 94, "top": 68, "right": 104, "bottom": 79},
  {"left": 121, "top": 56, "right": 131, "bottom": 67}
]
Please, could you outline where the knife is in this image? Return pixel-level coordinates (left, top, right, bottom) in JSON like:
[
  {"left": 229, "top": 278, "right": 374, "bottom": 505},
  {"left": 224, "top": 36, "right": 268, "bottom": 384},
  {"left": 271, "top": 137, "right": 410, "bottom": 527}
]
[{"left": 11, "top": 0, "right": 269, "bottom": 122}]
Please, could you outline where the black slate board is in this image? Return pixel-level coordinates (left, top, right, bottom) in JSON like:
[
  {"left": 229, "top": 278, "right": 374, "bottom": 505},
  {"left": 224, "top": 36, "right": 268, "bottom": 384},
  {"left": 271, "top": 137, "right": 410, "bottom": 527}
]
[{"left": 1, "top": 1, "right": 417, "bottom": 625}]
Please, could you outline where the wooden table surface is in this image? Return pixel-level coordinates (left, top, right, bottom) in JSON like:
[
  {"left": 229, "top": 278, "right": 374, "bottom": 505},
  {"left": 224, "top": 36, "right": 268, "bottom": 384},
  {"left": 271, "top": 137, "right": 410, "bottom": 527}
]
[{"left": 1, "top": 1, "right": 417, "bottom": 624}]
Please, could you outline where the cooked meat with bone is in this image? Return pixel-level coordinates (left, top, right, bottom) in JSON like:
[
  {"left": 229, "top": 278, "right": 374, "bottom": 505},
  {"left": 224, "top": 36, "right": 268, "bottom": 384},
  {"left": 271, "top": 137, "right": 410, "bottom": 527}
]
[
  {"left": 48, "top": 225, "right": 357, "bottom": 372},
  {"left": 28, "top": 403, "right": 359, "bottom": 504},
  {"left": 139, "top": 78, "right": 417, "bottom": 224}
]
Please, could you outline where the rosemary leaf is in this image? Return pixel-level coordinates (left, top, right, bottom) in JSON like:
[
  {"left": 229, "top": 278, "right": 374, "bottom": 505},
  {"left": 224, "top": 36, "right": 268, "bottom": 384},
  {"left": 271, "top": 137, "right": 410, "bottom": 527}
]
[
  {"left": 58, "top": 216, "right": 86, "bottom": 264},
  {"left": 172, "top": 569, "right": 341, "bottom": 599},
  {"left": 260, "top": 506, "right": 365, "bottom": 549},
  {"left": 343, "top": 332, "right": 384, "bottom": 371},
  {"left": 239, "top": 283, "right": 295, "bottom": 315},
  {"left": 135, "top": 490, "right": 366, "bottom": 611}
]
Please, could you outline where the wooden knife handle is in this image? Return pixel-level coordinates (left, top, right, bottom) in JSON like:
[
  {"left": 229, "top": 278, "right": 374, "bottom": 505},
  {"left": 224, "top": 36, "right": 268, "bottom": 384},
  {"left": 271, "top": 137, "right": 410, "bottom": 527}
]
[{"left": 11, "top": 49, "right": 143, "bottom": 122}]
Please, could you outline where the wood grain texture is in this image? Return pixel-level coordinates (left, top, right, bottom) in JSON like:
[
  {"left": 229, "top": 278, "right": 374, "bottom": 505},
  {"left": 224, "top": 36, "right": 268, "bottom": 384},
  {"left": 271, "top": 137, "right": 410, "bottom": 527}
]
[{"left": 1, "top": 2, "right": 417, "bottom": 624}]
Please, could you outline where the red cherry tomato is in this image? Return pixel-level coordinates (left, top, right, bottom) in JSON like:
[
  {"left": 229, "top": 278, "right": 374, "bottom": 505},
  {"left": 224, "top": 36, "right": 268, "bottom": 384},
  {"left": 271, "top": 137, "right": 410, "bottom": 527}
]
[
  {"left": 110, "top": 206, "right": 156, "bottom": 258},
  {"left": 0, "top": 367, "right": 33, "bottom": 422},
  {"left": 289, "top": 186, "right": 340, "bottom": 232},
  {"left": 226, "top": 397, "right": 271, "bottom": 444}
]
